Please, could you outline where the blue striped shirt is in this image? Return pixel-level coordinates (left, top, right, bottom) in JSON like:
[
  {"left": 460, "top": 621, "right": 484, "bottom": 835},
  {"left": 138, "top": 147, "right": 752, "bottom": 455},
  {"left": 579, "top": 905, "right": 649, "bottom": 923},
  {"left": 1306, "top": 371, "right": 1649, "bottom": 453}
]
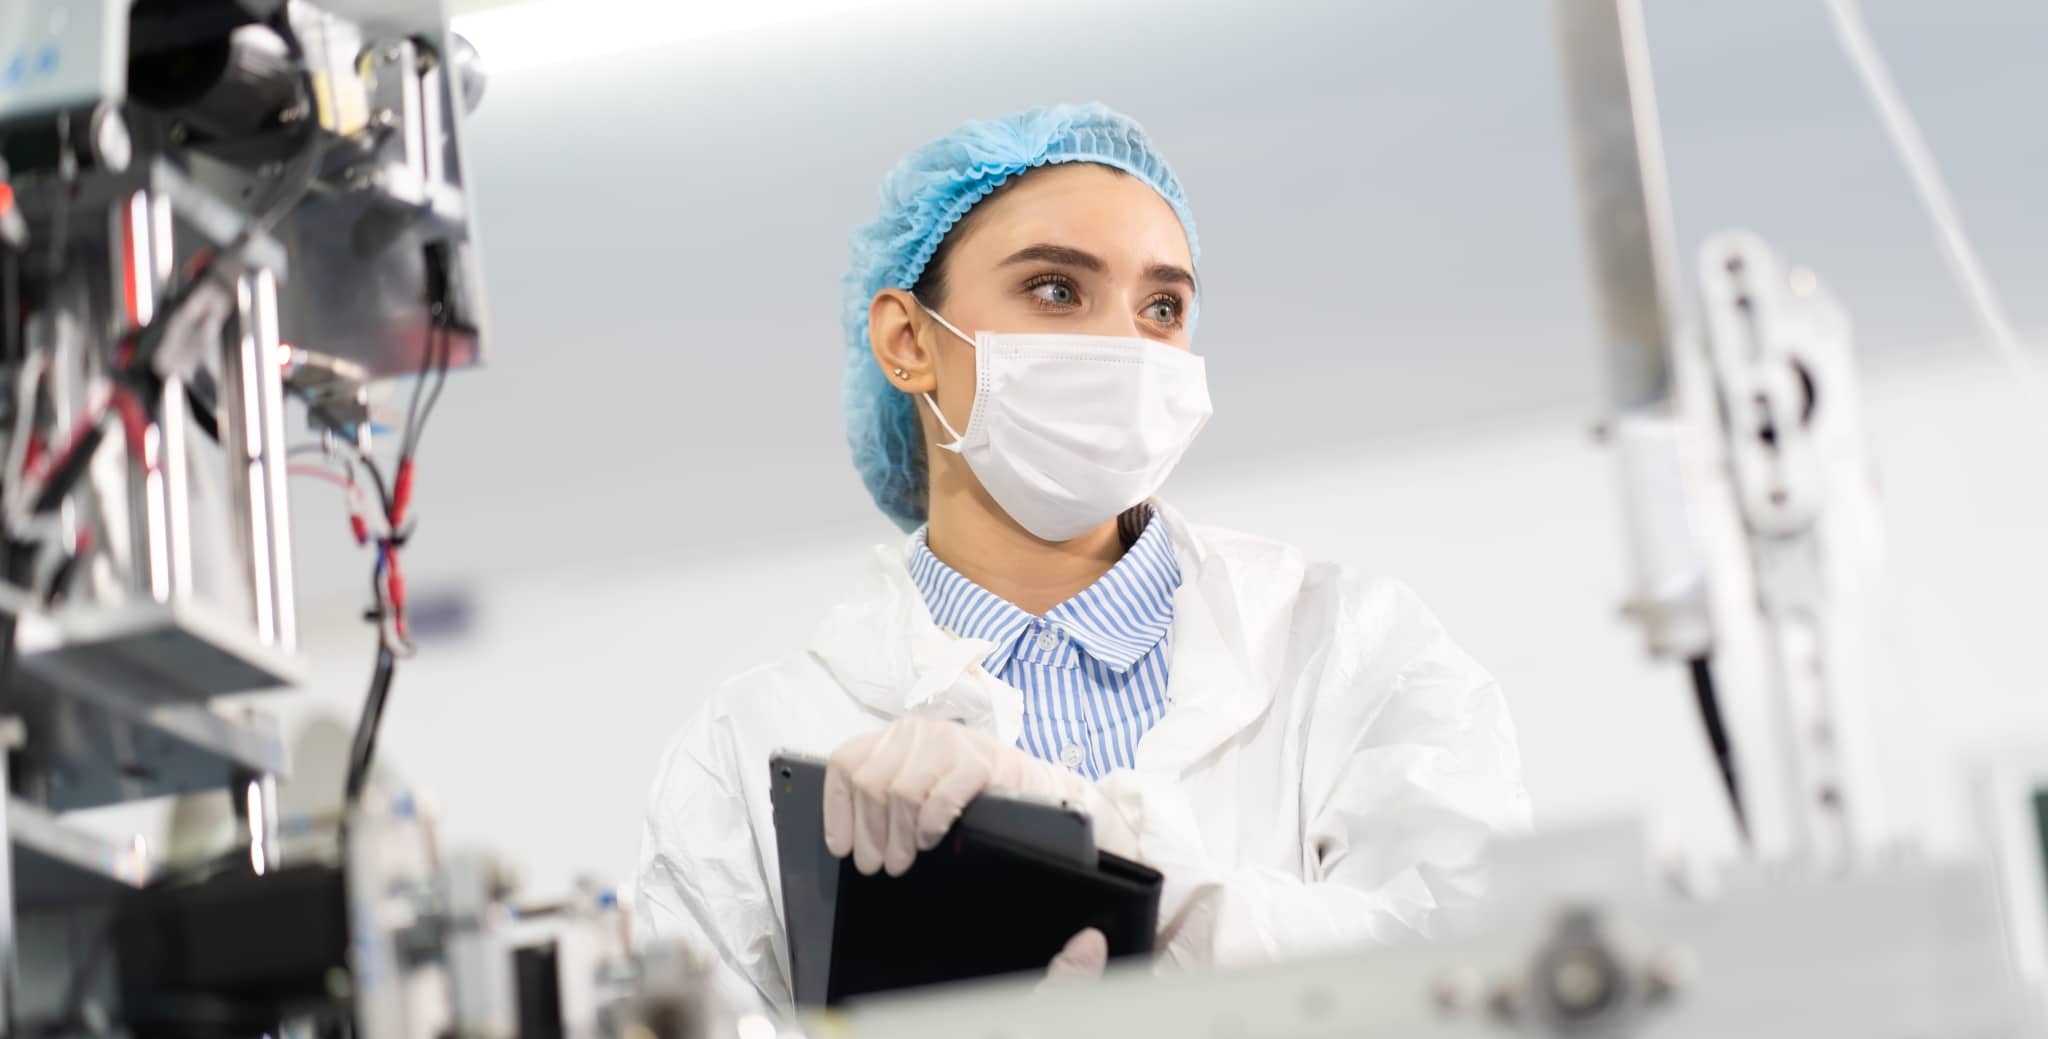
[{"left": 907, "top": 512, "right": 1180, "bottom": 780}]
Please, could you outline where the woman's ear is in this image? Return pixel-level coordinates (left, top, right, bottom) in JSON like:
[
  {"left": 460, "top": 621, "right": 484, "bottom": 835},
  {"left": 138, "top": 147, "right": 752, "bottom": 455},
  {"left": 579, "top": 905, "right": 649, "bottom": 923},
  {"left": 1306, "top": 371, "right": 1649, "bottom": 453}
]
[{"left": 868, "top": 289, "right": 937, "bottom": 393}]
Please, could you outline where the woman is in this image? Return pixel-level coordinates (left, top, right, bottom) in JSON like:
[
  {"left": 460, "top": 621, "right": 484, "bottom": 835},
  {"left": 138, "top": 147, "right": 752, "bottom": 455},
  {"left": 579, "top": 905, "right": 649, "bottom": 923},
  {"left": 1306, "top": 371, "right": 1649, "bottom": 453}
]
[{"left": 634, "top": 103, "right": 1529, "bottom": 1011}]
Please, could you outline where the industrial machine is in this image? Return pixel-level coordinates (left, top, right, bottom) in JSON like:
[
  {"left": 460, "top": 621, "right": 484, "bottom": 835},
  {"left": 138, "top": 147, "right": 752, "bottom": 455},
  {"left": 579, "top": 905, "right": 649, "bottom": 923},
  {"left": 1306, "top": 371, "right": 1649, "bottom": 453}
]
[{"left": 0, "top": 2, "right": 739, "bottom": 1036}]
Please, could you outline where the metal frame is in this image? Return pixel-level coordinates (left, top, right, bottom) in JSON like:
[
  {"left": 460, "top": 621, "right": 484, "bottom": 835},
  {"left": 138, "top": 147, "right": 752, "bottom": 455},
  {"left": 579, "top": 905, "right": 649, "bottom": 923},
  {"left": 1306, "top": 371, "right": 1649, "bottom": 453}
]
[{"left": 1550, "top": 0, "right": 1712, "bottom": 665}]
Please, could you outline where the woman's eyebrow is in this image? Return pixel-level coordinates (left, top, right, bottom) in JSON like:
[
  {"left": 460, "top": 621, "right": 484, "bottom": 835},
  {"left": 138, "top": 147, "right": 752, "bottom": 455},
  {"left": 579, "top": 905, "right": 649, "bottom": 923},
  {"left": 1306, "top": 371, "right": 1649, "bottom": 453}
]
[
  {"left": 998, "top": 243, "right": 1107, "bottom": 272},
  {"left": 998, "top": 244, "right": 1197, "bottom": 291},
  {"left": 1145, "top": 263, "right": 1196, "bottom": 290}
]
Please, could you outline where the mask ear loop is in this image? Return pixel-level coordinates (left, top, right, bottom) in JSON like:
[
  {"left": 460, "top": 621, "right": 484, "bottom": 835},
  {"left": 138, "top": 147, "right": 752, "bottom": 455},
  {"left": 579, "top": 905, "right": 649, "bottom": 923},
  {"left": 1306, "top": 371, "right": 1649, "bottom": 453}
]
[{"left": 914, "top": 301, "right": 978, "bottom": 453}]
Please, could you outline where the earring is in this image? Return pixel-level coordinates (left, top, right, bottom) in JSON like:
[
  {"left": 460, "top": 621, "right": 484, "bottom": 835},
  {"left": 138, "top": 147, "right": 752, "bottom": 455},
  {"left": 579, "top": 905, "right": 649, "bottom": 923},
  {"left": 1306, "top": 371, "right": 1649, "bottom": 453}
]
[{"left": 893, "top": 368, "right": 909, "bottom": 379}]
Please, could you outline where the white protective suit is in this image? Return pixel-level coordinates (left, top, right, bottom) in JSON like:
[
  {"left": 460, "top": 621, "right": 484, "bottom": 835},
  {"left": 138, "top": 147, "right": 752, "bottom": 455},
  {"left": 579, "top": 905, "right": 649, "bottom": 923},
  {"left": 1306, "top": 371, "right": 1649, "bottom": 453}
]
[{"left": 633, "top": 504, "right": 1530, "bottom": 1011}]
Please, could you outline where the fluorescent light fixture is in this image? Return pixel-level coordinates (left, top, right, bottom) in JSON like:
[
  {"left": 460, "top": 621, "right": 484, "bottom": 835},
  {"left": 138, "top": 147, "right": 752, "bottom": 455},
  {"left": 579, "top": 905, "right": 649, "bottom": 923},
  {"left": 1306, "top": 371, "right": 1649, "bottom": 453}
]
[{"left": 451, "top": 0, "right": 897, "bottom": 75}]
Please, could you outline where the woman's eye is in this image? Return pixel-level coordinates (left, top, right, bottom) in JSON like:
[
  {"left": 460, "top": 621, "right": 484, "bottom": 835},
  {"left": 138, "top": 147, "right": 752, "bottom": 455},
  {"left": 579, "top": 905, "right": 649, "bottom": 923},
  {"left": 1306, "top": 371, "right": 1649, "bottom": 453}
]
[
  {"left": 1145, "top": 298, "right": 1182, "bottom": 324},
  {"left": 1031, "top": 281, "right": 1077, "bottom": 306}
]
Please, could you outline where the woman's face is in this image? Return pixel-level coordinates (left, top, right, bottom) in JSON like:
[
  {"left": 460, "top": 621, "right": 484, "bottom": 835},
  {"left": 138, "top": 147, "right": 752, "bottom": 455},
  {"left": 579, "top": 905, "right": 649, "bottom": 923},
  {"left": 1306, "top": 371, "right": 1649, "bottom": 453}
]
[
  {"left": 908, "top": 164, "right": 1195, "bottom": 455},
  {"left": 868, "top": 162, "right": 1196, "bottom": 528}
]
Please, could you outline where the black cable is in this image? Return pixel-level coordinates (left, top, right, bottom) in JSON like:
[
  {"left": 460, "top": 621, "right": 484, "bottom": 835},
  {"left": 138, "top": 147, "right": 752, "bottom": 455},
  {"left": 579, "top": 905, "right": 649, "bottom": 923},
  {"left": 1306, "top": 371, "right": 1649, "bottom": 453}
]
[
  {"left": 400, "top": 310, "right": 451, "bottom": 462},
  {"left": 1687, "top": 655, "right": 1750, "bottom": 845},
  {"left": 416, "top": 313, "right": 452, "bottom": 454},
  {"left": 400, "top": 329, "right": 433, "bottom": 459},
  {"left": 290, "top": 382, "right": 405, "bottom": 812},
  {"left": 290, "top": 420, "right": 401, "bottom": 809},
  {"left": 342, "top": 629, "right": 397, "bottom": 806}
]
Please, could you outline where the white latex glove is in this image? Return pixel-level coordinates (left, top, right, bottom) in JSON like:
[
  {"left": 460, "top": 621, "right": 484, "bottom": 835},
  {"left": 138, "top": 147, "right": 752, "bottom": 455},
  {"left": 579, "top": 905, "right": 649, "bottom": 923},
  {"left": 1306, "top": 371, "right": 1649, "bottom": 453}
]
[
  {"left": 823, "top": 716, "right": 1136, "bottom": 876},
  {"left": 1039, "top": 928, "right": 1107, "bottom": 990}
]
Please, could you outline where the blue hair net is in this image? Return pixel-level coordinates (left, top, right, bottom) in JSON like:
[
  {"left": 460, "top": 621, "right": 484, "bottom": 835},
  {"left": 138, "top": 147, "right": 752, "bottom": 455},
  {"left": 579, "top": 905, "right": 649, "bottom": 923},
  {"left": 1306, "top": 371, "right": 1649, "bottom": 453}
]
[{"left": 841, "top": 102, "right": 1200, "bottom": 531}]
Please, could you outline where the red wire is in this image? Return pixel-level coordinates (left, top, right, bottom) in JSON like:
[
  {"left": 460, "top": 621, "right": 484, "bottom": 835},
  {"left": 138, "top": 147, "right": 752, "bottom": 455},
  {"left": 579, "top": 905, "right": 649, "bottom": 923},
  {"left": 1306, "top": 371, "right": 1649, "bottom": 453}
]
[
  {"left": 287, "top": 463, "right": 403, "bottom": 633},
  {"left": 384, "top": 546, "right": 407, "bottom": 640},
  {"left": 286, "top": 463, "right": 356, "bottom": 494},
  {"left": 390, "top": 458, "right": 415, "bottom": 530},
  {"left": 288, "top": 463, "right": 372, "bottom": 546}
]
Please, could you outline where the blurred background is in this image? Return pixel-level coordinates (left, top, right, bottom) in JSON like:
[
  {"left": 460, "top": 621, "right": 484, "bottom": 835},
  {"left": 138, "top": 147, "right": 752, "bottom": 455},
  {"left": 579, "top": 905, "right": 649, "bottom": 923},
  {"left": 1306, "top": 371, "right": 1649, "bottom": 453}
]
[{"left": 136, "top": 0, "right": 2047, "bottom": 896}]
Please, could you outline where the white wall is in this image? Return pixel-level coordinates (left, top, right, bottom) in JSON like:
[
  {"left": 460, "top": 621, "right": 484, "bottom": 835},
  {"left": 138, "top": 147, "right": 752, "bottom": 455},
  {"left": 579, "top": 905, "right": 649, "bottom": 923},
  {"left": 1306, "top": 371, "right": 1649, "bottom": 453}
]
[{"left": 234, "top": 339, "right": 2048, "bottom": 897}]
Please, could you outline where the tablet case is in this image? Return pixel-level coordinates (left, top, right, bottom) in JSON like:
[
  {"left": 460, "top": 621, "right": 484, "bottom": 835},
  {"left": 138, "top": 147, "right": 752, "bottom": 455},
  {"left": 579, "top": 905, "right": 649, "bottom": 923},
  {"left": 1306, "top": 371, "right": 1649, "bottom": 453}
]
[{"left": 770, "top": 753, "right": 1162, "bottom": 1006}]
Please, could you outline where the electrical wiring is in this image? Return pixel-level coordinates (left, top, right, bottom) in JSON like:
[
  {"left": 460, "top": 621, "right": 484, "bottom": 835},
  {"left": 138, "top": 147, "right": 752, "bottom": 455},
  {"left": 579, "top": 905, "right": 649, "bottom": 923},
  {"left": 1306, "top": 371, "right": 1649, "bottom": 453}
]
[
  {"left": 407, "top": 310, "right": 454, "bottom": 461},
  {"left": 287, "top": 461, "right": 385, "bottom": 544},
  {"left": 292, "top": 354, "right": 436, "bottom": 812}
]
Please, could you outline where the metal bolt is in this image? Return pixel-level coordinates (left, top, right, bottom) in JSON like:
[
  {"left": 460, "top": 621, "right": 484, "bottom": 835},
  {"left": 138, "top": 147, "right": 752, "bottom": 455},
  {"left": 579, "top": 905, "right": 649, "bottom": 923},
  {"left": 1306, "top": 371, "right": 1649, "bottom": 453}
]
[{"left": 382, "top": 43, "right": 406, "bottom": 65}]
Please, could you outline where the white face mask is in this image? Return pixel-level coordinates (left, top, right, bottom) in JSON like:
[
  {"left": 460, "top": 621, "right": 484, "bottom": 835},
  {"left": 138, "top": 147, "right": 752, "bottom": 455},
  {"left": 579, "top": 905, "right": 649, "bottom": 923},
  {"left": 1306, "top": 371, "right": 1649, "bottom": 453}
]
[{"left": 917, "top": 304, "right": 1213, "bottom": 542}]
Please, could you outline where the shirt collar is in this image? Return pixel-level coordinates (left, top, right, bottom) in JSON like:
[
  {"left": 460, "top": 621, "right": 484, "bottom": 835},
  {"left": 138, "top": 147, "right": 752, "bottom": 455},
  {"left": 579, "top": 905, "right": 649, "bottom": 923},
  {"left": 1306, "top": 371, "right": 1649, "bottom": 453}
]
[
  {"left": 906, "top": 532, "right": 1035, "bottom": 672},
  {"left": 907, "top": 509, "right": 1182, "bottom": 675}
]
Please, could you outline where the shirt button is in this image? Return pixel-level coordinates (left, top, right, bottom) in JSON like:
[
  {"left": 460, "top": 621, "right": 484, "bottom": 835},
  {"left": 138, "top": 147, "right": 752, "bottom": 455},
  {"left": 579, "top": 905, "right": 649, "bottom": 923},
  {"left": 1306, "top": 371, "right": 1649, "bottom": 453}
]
[
  {"left": 1060, "top": 742, "right": 1084, "bottom": 768},
  {"left": 1038, "top": 630, "right": 1058, "bottom": 652}
]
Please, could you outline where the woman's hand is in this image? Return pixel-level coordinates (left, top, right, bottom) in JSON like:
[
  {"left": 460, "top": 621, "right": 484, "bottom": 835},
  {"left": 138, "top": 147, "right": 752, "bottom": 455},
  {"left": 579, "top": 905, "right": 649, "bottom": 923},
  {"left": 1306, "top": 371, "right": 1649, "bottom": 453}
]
[{"left": 823, "top": 716, "right": 1135, "bottom": 876}]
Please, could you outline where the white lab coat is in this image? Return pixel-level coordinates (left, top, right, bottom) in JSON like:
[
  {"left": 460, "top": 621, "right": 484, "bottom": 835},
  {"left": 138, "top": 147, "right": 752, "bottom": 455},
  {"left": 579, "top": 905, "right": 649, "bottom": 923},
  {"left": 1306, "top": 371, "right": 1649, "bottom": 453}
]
[{"left": 633, "top": 504, "right": 1530, "bottom": 1012}]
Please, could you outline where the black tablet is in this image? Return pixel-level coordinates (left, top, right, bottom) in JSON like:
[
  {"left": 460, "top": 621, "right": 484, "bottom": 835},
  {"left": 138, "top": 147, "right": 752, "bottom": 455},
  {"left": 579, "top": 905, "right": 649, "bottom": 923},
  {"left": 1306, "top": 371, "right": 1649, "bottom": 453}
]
[{"left": 769, "top": 751, "right": 1160, "bottom": 1006}]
